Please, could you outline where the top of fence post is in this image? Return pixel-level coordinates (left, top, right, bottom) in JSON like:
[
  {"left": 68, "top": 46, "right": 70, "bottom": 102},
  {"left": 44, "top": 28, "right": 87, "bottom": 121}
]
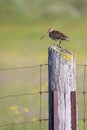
[
  {"left": 48, "top": 45, "right": 77, "bottom": 130},
  {"left": 48, "top": 45, "right": 76, "bottom": 91}
]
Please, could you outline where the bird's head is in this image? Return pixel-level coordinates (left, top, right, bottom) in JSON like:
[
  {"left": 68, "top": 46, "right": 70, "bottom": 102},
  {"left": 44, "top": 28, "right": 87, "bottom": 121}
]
[
  {"left": 48, "top": 28, "right": 54, "bottom": 33},
  {"left": 40, "top": 28, "right": 54, "bottom": 39}
]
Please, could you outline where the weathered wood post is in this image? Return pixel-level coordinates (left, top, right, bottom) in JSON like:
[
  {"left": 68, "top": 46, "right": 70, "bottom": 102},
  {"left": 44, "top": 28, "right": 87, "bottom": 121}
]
[{"left": 48, "top": 45, "right": 77, "bottom": 130}]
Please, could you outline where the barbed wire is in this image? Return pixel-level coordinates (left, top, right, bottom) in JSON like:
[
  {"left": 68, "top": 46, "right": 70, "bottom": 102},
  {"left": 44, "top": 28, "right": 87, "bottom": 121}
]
[
  {"left": 0, "top": 63, "right": 87, "bottom": 71},
  {"left": 0, "top": 118, "right": 48, "bottom": 128},
  {"left": 0, "top": 63, "right": 48, "bottom": 129},
  {"left": 76, "top": 64, "right": 87, "bottom": 66},
  {"left": 0, "top": 63, "right": 87, "bottom": 129},
  {"left": 0, "top": 63, "right": 48, "bottom": 71},
  {"left": 0, "top": 91, "right": 48, "bottom": 100}
]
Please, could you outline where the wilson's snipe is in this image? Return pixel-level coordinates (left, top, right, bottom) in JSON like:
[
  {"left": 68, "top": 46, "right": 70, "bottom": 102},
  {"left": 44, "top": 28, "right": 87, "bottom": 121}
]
[{"left": 41, "top": 28, "right": 69, "bottom": 46}]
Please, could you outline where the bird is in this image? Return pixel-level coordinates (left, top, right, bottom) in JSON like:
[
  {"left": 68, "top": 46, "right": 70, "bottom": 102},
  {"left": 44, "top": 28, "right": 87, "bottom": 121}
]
[{"left": 40, "top": 28, "right": 69, "bottom": 46}]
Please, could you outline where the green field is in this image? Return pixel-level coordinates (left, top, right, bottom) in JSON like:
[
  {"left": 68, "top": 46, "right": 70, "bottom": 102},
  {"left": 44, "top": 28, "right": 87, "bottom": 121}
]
[
  {"left": 0, "top": 16, "right": 87, "bottom": 67},
  {"left": 0, "top": 0, "right": 87, "bottom": 129}
]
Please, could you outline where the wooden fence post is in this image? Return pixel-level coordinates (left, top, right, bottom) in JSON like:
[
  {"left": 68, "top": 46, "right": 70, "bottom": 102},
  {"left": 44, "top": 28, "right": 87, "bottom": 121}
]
[{"left": 48, "top": 45, "right": 77, "bottom": 130}]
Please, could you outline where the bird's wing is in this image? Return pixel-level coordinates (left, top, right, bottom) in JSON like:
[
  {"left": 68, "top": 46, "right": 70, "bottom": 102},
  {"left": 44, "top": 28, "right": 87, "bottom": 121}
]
[
  {"left": 50, "top": 30, "right": 69, "bottom": 40},
  {"left": 60, "top": 32, "right": 68, "bottom": 38},
  {"left": 52, "top": 31, "right": 60, "bottom": 39},
  {"left": 52, "top": 30, "right": 68, "bottom": 39}
]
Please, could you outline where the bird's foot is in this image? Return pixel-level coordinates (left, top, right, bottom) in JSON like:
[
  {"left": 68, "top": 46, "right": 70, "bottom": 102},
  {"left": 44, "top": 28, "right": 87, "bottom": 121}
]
[{"left": 57, "top": 44, "right": 62, "bottom": 48}]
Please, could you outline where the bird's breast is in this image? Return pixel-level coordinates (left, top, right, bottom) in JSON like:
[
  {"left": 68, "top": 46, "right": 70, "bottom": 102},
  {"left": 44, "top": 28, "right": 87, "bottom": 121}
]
[{"left": 49, "top": 32, "right": 59, "bottom": 40}]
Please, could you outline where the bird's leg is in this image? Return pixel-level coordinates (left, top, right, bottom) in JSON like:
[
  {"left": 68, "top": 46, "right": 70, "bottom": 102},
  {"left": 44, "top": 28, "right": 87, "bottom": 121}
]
[{"left": 59, "top": 40, "right": 61, "bottom": 47}]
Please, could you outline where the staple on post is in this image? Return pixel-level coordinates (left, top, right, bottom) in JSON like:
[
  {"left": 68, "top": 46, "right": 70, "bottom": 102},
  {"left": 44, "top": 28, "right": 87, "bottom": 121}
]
[{"left": 48, "top": 45, "right": 77, "bottom": 130}]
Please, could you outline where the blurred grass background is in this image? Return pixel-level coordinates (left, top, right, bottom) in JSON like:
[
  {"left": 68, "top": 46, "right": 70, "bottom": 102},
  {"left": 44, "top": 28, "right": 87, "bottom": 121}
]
[
  {"left": 0, "top": 0, "right": 87, "bottom": 67},
  {"left": 0, "top": 0, "right": 87, "bottom": 129}
]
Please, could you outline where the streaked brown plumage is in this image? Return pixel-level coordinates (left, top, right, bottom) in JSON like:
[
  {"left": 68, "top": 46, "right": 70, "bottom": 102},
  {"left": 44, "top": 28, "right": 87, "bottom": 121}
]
[{"left": 41, "top": 28, "right": 69, "bottom": 46}]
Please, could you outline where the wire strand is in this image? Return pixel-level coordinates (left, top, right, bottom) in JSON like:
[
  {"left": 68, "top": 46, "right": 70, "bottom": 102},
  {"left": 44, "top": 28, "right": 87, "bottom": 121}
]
[
  {"left": 0, "top": 118, "right": 48, "bottom": 128},
  {"left": 0, "top": 91, "right": 48, "bottom": 100},
  {"left": 0, "top": 63, "right": 48, "bottom": 71}
]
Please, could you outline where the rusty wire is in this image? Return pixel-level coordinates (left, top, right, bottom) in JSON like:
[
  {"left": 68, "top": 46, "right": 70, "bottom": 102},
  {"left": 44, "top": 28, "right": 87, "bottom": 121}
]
[
  {"left": 0, "top": 63, "right": 48, "bottom": 71},
  {"left": 0, "top": 91, "right": 48, "bottom": 100},
  {"left": 83, "top": 65, "right": 86, "bottom": 130},
  {"left": 0, "top": 63, "right": 87, "bottom": 129},
  {"left": 0, "top": 63, "right": 48, "bottom": 129},
  {"left": 39, "top": 64, "right": 42, "bottom": 130},
  {"left": 0, "top": 118, "right": 48, "bottom": 128}
]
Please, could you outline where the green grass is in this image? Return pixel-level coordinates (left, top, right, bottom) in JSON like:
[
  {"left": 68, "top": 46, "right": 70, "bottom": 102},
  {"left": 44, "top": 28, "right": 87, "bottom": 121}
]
[
  {"left": 0, "top": 15, "right": 87, "bottom": 130},
  {"left": 0, "top": 16, "right": 87, "bottom": 66}
]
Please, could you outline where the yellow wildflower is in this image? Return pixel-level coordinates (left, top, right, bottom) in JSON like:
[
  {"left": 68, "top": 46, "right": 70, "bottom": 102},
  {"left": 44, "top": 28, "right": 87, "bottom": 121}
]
[
  {"left": 10, "top": 105, "right": 19, "bottom": 111},
  {"left": 14, "top": 110, "right": 20, "bottom": 115},
  {"left": 32, "top": 118, "right": 37, "bottom": 122},
  {"left": 24, "top": 108, "right": 29, "bottom": 112}
]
